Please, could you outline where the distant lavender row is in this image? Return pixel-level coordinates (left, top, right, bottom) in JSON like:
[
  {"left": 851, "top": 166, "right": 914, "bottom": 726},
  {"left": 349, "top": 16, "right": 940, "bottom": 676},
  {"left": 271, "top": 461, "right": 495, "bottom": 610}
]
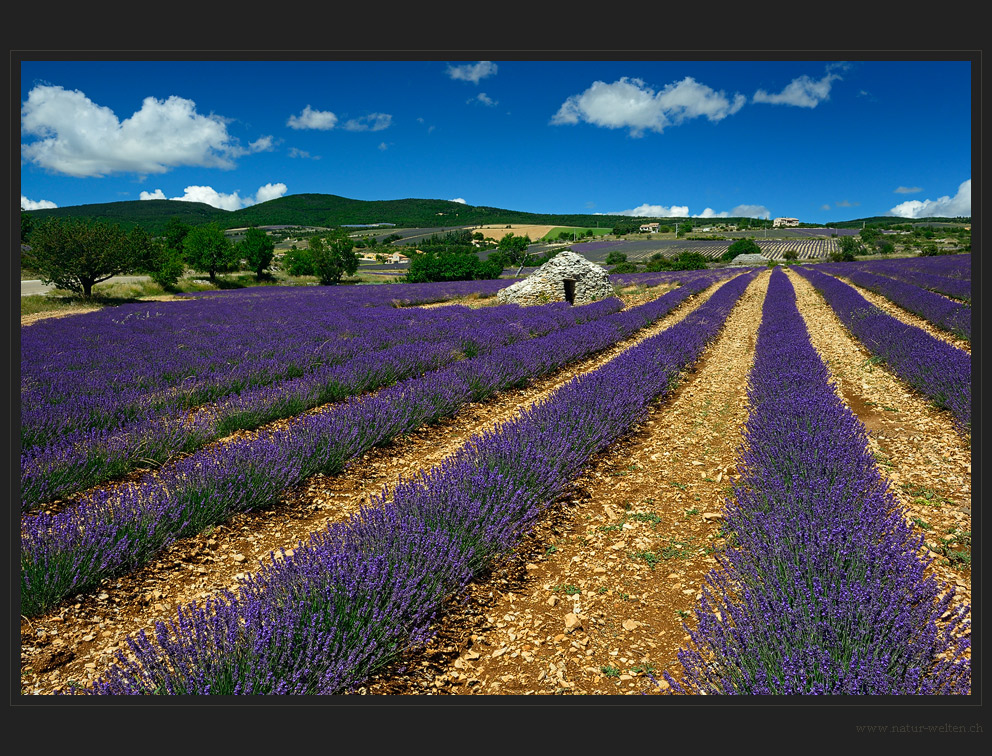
[
  {"left": 22, "top": 270, "right": 735, "bottom": 617},
  {"left": 22, "top": 283, "right": 518, "bottom": 450},
  {"left": 81, "top": 270, "right": 759, "bottom": 694},
  {"left": 793, "top": 266, "right": 970, "bottom": 431},
  {"left": 21, "top": 297, "right": 625, "bottom": 511},
  {"left": 175, "top": 278, "right": 512, "bottom": 303},
  {"left": 817, "top": 263, "right": 970, "bottom": 340},
  {"left": 666, "top": 269, "right": 970, "bottom": 694},
  {"left": 830, "top": 256, "right": 971, "bottom": 302}
]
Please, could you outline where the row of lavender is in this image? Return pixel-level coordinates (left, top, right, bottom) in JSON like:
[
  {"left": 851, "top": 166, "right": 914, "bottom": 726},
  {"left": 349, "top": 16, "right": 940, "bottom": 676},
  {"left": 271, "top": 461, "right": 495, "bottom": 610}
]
[
  {"left": 22, "top": 269, "right": 735, "bottom": 617},
  {"left": 841, "top": 254, "right": 971, "bottom": 302},
  {"left": 792, "top": 266, "right": 970, "bottom": 432},
  {"left": 80, "top": 270, "right": 760, "bottom": 694},
  {"left": 816, "top": 262, "right": 971, "bottom": 341},
  {"left": 665, "top": 269, "right": 969, "bottom": 694},
  {"left": 21, "top": 281, "right": 524, "bottom": 450},
  {"left": 22, "top": 296, "right": 627, "bottom": 511}
]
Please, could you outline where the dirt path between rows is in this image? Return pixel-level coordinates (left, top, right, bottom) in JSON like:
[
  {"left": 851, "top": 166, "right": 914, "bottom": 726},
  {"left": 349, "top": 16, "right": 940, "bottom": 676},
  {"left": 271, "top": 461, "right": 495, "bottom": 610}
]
[{"left": 19, "top": 278, "right": 727, "bottom": 695}]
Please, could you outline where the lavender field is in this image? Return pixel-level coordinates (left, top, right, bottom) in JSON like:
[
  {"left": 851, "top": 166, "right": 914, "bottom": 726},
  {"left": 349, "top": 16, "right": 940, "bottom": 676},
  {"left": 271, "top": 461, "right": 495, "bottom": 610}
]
[{"left": 19, "top": 257, "right": 971, "bottom": 696}]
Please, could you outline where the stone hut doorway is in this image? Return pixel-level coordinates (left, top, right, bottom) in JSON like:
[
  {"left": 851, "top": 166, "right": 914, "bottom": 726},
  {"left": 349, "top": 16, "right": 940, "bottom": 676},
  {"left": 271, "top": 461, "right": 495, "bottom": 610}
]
[{"left": 563, "top": 278, "right": 576, "bottom": 305}]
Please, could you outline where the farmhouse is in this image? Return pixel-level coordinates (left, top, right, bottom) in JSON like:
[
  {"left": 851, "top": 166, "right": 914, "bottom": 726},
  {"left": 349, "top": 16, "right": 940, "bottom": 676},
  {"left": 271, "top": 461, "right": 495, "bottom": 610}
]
[
  {"left": 773, "top": 217, "right": 800, "bottom": 228},
  {"left": 639, "top": 222, "right": 661, "bottom": 232},
  {"left": 496, "top": 250, "right": 614, "bottom": 306}
]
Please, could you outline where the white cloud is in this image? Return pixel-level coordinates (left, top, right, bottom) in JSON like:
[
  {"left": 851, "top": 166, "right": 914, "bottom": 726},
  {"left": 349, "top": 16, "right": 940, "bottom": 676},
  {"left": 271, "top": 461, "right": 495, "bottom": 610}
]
[
  {"left": 342, "top": 113, "right": 392, "bottom": 132},
  {"left": 139, "top": 182, "right": 288, "bottom": 210},
  {"left": 694, "top": 208, "right": 730, "bottom": 218},
  {"left": 615, "top": 204, "right": 691, "bottom": 217},
  {"left": 469, "top": 93, "right": 497, "bottom": 107},
  {"left": 552, "top": 76, "right": 745, "bottom": 137},
  {"left": 888, "top": 179, "right": 971, "bottom": 218},
  {"left": 821, "top": 203, "right": 832, "bottom": 211},
  {"left": 21, "top": 84, "right": 242, "bottom": 178},
  {"left": 450, "top": 198, "right": 467, "bottom": 204},
  {"left": 249, "top": 135, "right": 276, "bottom": 152},
  {"left": 287, "top": 105, "right": 338, "bottom": 130},
  {"left": 894, "top": 186, "right": 922, "bottom": 194},
  {"left": 730, "top": 204, "right": 771, "bottom": 219},
  {"left": 378, "top": 142, "right": 389, "bottom": 151},
  {"left": 254, "top": 182, "right": 288, "bottom": 204},
  {"left": 752, "top": 68, "right": 843, "bottom": 108},
  {"left": 446, "top": 61, "right": 497, "bottom": 84},
  {"left": 288, "top": 147, "right": 318, "bottom": 159},
  {"left": 21, "top": 195, "right": 58, "bottom": 210}
]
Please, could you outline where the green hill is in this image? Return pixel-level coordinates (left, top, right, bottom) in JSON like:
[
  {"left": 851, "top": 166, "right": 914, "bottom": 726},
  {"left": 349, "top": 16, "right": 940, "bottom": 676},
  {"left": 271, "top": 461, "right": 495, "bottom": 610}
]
[{"left": 22, "top": 193, "right": 970, "bottom": 236}]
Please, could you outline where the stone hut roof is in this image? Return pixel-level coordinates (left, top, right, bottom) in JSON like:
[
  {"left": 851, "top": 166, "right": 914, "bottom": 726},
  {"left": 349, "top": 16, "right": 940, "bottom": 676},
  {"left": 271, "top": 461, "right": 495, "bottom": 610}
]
[{"left": 495, "top": 250, "right": 616, "bottom": 306}]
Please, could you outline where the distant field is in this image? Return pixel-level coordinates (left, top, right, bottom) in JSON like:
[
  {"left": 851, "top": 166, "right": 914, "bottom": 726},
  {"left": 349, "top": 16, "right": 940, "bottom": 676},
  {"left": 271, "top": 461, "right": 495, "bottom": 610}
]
[{"left": 476, "top": 224, "right": 559, "bottom": 242}]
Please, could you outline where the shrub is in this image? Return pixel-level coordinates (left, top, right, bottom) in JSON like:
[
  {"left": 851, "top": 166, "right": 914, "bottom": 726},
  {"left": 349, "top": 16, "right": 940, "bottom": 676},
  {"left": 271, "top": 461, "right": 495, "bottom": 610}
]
[
  {"left": 405, "top": 250, "right": 502, "bottom": 283},
  {"left": 721, "top": 237, "right": 760, "bottom": 262},
  {"left": 609, "top": 261, "right": 640, "bottom": 274},
  {"left": 605, "top": 250, "right": 628, "bottom": 265}
]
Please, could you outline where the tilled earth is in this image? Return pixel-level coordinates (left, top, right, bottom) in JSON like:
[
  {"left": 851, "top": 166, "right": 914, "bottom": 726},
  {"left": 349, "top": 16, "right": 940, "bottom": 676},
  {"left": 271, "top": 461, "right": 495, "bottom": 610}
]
[{"left": 19, "top": 270, "right": 972, "bottom": 696}]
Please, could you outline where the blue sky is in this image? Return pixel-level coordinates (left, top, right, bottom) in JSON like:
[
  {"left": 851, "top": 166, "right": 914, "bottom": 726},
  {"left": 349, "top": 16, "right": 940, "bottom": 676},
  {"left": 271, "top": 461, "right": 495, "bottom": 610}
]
[{"left": 19, "top": 58, "right": 973, "bottom": 224}]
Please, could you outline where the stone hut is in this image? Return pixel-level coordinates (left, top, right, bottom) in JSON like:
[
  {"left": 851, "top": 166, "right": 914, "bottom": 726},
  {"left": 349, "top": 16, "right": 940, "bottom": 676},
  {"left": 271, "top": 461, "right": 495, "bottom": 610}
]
[
  {"left": 495, "top": 250, "right": 615, "bottom": 306},
  {"left": 726, "top": 252, "right": 768, "bottom": 267}
]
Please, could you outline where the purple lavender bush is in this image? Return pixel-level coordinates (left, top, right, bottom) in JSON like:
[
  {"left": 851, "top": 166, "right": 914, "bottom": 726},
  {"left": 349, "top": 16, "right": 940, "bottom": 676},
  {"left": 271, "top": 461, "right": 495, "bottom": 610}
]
[
  {"left": 793, "top": 265, "right": 970, "bottom": 431},
  {"left": 817, "top": 262, "right": 970, "bottom": 340},
  {"left": 664, "top": 269, "right": 970, "bottom": 695}
]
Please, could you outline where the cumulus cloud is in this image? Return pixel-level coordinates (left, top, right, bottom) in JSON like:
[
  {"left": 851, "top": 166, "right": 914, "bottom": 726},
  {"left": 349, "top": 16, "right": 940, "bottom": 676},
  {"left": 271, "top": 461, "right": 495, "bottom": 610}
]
[
  {"left": 612, "top": 202, "right": 769, "bottom": 218},
  {"left": 615, "top": 204, "right": 691, "bottom": 217},
  {"left": 730, "top": 204, "right": 771, "bottom": 219},
  {"left": 449, "top": 198, "right": 467, "bottom": 204},
  {"left": 21, "top": 195, "right": 57, "bottom": 210},
  {"left": 888, "top": 179, "right": 971, "bottom": 218},
  {"left": 752, "top": 66, "right": 844, "bottom": 108},
  {"left": 287, "top": 105, "right": 338, "bottom": 130},
  {"left": 552, "top": 76, "right": 745, "bottom": 137},
  {"left": 139, "top": 182, "right": 288, "bottom": 210},
  {"left": 894, "top": 185, "right": 922, "bottom": 194},
  {"left": 446, "top": 61, "right": 497, "bottom": 84},
  {"left": 342, "top": 113, "right": 392, "bottom": 132},
  {"left": 21, "top": 84, "right": 242, "bottom": 178}
]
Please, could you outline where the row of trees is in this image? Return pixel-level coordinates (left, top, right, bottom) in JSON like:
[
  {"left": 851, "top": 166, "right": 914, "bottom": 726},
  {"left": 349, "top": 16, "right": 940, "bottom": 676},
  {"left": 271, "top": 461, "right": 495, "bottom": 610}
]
[{"left": 21, "top": 215, "right": 364, "bottom": 296}]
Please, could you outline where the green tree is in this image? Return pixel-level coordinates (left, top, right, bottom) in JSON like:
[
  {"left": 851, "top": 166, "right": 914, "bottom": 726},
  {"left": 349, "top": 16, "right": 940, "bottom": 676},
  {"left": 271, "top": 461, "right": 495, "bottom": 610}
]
[
  {"left": 668, "top": 251, "right": 709, "bottom": 270},
  {"left": 282, "top": 245, "right": 314, "bottom": 276},
  {"left": 238, "top": 227, "right": 276, "bottom": 280},
  {"left": 20, "top": 212, "right": 35, "bottom": 244},
  {"left": 183, "top": 223, "right": 239, "bottom": 281},
  {"left": 605, "top": 251, "right": 628, "bottom": 265},
  {"left": 405, "top": 250, "right": 502, "bottom": 283},
  {"left": 497, "top": 232, "right": 532, "bottom": 269},
  {"left": 721, "top": 237, "right": 761, "bottom": 262},
  {"left": 24, "top": 217, "right": 150, "bottom": 297},
  {"left": 163, "top": 217, "right": 192, "bottom": 253},
  {"left": 310, "top": 231, "right": 359, "bottom": 285}
]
